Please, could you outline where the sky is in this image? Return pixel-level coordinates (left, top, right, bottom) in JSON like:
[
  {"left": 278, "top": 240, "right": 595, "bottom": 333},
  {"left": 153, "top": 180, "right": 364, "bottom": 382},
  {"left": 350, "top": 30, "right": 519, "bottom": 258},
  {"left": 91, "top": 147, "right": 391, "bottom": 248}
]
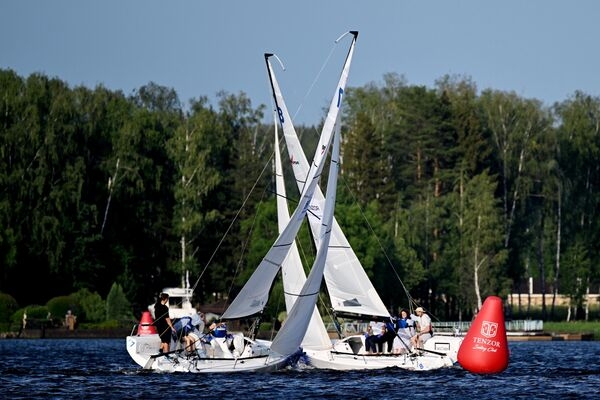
[{"left": 1, "top": 1, "right": 599, "bottom": 125}]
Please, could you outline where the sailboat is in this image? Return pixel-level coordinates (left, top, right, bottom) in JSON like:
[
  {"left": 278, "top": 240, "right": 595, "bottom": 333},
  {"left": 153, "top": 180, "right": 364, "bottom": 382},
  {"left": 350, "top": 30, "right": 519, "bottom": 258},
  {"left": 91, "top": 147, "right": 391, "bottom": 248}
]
[
  {"left": 125, "top": 32, "right": 355, "bottom": 373},
  {"left": 266, "top": 32, "right": 463, "bottom": 370}
]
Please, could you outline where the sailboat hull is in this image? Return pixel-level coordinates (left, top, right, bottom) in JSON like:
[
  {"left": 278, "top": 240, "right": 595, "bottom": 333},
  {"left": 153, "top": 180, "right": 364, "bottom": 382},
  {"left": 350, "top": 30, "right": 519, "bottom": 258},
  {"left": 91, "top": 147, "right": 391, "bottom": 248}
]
[
  {"left": 304, "top": 349, "right": 455, "bottom": 371},
  {"left": 126, "top": 335, "right": 295, "bottom": 373},
  {"left": 302, "top": 335, "right": 462, "bottom": 371}
]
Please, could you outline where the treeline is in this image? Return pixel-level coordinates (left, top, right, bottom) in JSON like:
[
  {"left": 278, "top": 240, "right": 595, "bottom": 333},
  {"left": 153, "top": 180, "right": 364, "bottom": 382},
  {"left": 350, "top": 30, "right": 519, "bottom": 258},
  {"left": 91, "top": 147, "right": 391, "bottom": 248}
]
[
  {"left": 1, "top": 69, "right": 599, "bottom": 322},
  {"left": 0, "top": 69, "right": 272, "bottom": 316}
]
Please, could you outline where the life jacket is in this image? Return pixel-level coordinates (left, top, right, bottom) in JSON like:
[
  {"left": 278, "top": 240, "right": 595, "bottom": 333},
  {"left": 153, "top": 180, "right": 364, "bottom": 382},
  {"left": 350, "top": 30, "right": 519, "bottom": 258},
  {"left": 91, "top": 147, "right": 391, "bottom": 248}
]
[
  {"left": 213, "top": 324, "right": 227, "bottom": 338},
  {"left": 174, "top": 316, "right": 194, "bottom": 335},
  {"left": 385, "top": 321, "right": 395, "bottom": 334}
]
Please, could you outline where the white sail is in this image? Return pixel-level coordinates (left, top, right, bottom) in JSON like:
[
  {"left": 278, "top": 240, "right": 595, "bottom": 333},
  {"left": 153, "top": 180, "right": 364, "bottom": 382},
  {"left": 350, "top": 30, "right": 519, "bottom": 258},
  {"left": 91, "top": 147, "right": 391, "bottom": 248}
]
[
  {"left": 271, "top": 100, "right": 342, "bottom": 356},
  {"left": 268, "top": 32, "right": 357, "bottom": 355},
  {"left": 274, "top": 111, "right": 332, "bottom": 350},
  {"left": 220, "top": 126, "right": 332, "bottom": 319},
  {"left": 265, "top": 31, "right": 390, "bottom": 320},
  {"left": 220, "top": 33, "right": 355, "bottom": 322}
]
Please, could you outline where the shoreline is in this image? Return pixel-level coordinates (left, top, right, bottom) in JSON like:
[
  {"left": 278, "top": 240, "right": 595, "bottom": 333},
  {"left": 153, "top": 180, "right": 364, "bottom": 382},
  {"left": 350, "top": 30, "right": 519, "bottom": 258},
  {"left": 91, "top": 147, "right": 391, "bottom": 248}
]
[
  {"left": 1, "top": 329, "right": 595, "bottom": 341},
  {"left": 1, "top": 328, "right": 132, "bottom": 339}
]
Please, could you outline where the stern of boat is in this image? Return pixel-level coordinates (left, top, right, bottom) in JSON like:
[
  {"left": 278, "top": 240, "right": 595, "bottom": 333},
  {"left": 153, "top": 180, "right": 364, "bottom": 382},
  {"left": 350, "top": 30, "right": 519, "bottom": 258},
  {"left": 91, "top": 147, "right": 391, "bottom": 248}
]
[
  {"left": 424, "top": 335, "right": 463, "bottom": 363},
  {"left": 126, "top": 334, "right": 161, "bottom": 368}
]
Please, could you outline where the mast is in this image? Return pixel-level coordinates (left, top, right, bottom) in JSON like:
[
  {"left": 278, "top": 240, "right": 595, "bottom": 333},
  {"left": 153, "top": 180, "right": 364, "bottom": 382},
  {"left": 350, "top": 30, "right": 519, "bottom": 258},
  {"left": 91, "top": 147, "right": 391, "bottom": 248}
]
[{"left": 266, "top": 31, "right": 390, "bottom": 321}]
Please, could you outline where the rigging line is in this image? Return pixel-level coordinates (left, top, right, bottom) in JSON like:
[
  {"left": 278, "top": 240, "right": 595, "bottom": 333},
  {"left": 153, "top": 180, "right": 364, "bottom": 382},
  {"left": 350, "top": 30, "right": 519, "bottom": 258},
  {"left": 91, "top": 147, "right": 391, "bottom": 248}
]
[
  {"left": 222, "top": 182, "right": 272, "bottom": 315},
  {"left": 338, "top": 173, "right": 412, "bottom": 301},
  {"left": 191, "top": 150, "right": 274, "bottom": 294},
  {"left": 292, "top": 40, "right": 339, "bottom": 122}
]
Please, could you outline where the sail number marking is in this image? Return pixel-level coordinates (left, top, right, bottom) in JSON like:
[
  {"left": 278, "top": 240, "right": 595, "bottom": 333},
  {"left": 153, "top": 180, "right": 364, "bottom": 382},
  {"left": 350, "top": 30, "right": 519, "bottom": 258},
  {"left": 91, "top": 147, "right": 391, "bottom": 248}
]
[{"left": 337, "top": 88, "right": 344, "bottom": 108}]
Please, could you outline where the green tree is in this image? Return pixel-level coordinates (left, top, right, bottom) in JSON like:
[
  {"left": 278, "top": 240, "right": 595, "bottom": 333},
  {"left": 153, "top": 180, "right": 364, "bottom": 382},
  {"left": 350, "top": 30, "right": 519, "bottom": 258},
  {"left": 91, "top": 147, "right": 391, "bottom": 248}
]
[
  {"left": 73, "top": 288, "right": 106, "bottom": 323},
  {"left": 480, "top": 90, "right": 554, "bottom": 317},
  {"left": 455, "top": 171, "right": 508, "bottom": 312},
  {"left": 68, "top": 85, "right": 130, "bottom": 295},
  {"left": 46, "top": 295, "right": 80, "bottom": 319},
  {"left": 342, "top": 111, "right": 394, "bottom": 209},
  {"left": 167, "top": 97, "right": 223, "bottom": 291},
  {"left": 0, "top": 73, "right": 83, "bottom": 302},
  {"left": 555, "top": 91, "right": 600, "bottom": 320},
  {"left": 200, "top": 92, "right": 267, "bottom": 304},
  {"left": 561, "top": 239, "right": 592, "bottom": 321},
  {"left": 106, "top": 83, "right": 182, "bottom": 309},
  {"left": 106, "top": 282, "right": 133, "bottom": 321},
  {"left": 0, "top": 292, "right": 19, "bottom": 324}
]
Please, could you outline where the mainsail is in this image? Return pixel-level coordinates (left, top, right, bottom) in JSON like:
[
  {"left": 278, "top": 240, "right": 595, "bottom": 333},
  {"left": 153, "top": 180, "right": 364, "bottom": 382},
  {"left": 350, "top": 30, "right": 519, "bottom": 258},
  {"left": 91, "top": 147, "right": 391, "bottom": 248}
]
[
  {"left": 274, "top": 115, "right": 331, "bottom": 350},
  {"left": 275, "top": 108, "right": 331, "bottom": 349},
  {"left": 220, "top": 32, "right": 357, "bottom": 323},
  {"left": 271, "top": 103, "right": 342, "bottom": 356},
  {"left": 265, "top": 31, "right": 390, "bottom": 321}
]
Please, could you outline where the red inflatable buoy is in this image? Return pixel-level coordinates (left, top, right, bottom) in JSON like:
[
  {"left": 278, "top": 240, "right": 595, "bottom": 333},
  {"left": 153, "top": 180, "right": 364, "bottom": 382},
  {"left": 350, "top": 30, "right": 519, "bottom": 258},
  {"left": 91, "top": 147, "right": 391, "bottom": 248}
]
[
  {"left": 137, "top": 311, "right": 157, "bottom": 335},
  {"left": 457, "top": 295, "right": 509, "bottom": 374}
]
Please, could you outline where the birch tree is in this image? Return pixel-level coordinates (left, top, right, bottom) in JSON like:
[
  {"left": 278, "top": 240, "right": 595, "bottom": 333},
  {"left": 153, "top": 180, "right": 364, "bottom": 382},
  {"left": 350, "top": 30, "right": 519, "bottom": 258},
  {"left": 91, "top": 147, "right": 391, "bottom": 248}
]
[{"left": 459, "top": 171, "right": 507, "bottom": 311}]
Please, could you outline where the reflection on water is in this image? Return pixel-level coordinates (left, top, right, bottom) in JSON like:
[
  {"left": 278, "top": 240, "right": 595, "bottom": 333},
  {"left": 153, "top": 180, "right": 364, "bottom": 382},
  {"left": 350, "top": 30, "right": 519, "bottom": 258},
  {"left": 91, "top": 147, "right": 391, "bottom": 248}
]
[{"left": 0, "top": 339, "right": 599, "bottom": 399}]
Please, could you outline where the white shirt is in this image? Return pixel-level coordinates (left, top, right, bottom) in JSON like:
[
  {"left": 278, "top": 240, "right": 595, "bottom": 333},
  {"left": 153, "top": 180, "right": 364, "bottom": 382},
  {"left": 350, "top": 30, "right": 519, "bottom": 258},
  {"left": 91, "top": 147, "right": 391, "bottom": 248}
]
[
  {"left": 369, "top": 321, "right": 384, "bottom": 335},
  {"left": 414, "top": 313, "right": 431, "bottom": 334}
]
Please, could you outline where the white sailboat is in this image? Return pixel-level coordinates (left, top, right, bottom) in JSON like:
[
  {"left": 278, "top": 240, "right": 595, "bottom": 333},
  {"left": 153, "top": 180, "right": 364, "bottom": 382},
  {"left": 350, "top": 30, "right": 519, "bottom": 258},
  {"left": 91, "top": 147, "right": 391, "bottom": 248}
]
[
  {"left": 266, "top": 32, "right": 463, "bottom": 370},
  {"left": 125, "top": 32, "right": 354, "bottom": 373}
]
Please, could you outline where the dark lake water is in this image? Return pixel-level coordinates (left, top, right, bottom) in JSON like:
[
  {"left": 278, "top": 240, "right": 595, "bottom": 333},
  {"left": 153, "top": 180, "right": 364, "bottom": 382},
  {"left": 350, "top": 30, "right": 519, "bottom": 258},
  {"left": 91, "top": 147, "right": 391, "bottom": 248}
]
[{"left": 0, "top": 338, "right": 599, "bottom": 399}]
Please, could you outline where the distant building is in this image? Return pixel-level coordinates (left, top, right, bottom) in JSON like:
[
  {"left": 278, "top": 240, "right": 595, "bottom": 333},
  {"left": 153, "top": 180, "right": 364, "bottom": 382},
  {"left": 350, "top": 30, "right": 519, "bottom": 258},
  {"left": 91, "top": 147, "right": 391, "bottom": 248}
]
[{"left": 510, "top": 277, "right": 600, "bottom": 307}]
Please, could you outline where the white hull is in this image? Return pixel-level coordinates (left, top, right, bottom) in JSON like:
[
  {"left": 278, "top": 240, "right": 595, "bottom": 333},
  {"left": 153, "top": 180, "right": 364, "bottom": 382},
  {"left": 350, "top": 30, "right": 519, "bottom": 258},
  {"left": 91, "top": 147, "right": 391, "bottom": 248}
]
[
  {"left": 302, "top": 334, "right": 463, "bottom": 371},
  {"left": 126, "top": 334, "right": 294, "bottom": 373},
  {"left": 423, "top": 334, "right": 463, "bottom": 363}
]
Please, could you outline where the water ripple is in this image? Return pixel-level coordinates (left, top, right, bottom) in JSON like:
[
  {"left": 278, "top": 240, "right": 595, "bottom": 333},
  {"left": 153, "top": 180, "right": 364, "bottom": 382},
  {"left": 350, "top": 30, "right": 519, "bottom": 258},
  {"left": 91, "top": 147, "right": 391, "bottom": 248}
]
[{"left": 1, "top": 339, "right": 599, "bottom": 399}]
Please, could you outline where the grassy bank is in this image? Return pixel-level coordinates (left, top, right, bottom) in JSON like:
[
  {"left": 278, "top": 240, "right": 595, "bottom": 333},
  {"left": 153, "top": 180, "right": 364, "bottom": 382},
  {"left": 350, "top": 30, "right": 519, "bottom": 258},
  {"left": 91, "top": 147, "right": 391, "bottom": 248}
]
[{"left": 543, "top": 321, "right": 600, "bottom": 340}]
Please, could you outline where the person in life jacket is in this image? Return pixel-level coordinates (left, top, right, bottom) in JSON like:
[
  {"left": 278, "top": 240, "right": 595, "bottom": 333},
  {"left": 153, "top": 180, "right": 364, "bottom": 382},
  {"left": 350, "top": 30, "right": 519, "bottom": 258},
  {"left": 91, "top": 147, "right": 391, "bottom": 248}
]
[
  {"left": 204, "top": 320, "right": 235, "bottom": 354},
  {"left": 173, "top": 313, "right": 203, "bottom": 352},
  {"left": 209, "top": 321, "right": 228, "bottom": 338},
  {"left": 393, "top": 308, "right": 415, "bottom": 354}
]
